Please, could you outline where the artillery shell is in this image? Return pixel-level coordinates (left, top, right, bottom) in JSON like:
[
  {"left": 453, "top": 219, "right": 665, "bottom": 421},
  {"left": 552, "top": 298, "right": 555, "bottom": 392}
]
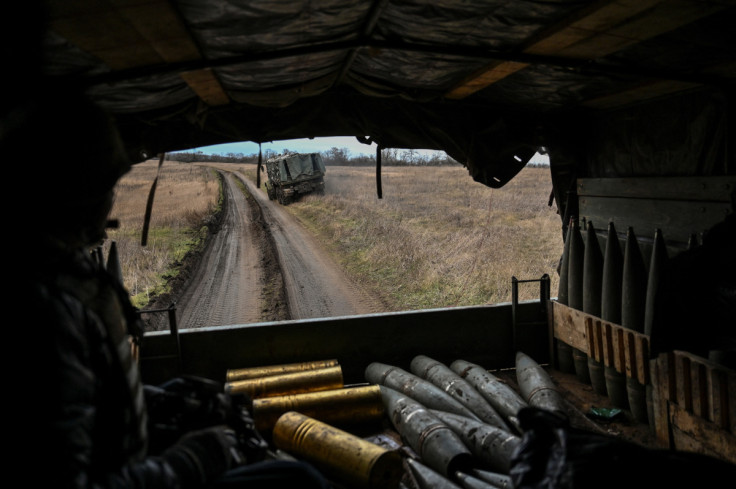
[
  {"left": 226, "top": 359, "right": 339, "bottom": 382},
  {"left": 584, "top": 222, "right": 606, "bottom": 395},
  {"left": 430, "top": 411, "right": 521, "bottom": 474},
  {"left": 515, "top": 351, "right": 567, "bottom": 415},
  {"left": 450, "top": 359, "right": 527, "bottom": 433},
  {"left": 602, "top": 221, "right": 623, "bottom": 323},
  {"left": 601, "top": 222, "right": 628, "bottom": 408},
  {"left": 406, "top": 458, "right": 463, "bottom": 489},
  {"left": 272, "top": 411, "right": 403, "bottom": 489},
  {"left": 225, "top": 365, "right": 343, "bottom": 398},
  {"left": 467, "top": 468, "right": 513, "bottom": 489},
  {"left": 366, "top": 362, "right": 482, "bottom": 421},
  {"left": 455, "top": 471, "right": 502, "bottom": 489},
  {"left": 410, "top": 355, "right": 510, "bottom": 431},
  {"left": 380, "top": 385, "right": 473, "bottom": 478},
  {"left": 556, "top": 218, "right": 575, "bottom": 373},
  {"left": 622, "top": 227, "right": 647, "bottom": 333},
  {"left": 644, "top": 228, "right": 668, "bottom": 337},
  {"left": 252, "top": 384, "right": 384, "bottom": 433}
]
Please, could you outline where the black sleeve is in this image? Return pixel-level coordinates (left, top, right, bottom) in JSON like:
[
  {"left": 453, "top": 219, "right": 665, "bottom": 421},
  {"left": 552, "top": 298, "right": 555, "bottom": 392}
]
[{"left": 24, "top": 284, "right": 183, "bottom": 489}]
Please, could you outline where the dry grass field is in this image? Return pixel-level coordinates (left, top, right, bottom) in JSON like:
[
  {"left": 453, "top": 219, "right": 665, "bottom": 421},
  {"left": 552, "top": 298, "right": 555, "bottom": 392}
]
[
  {"left": 109, "top": 159, "right": 562, "bottom": 313},
  {"left": 106, "top": 160, "right": 221, "bottom": 307},
  {"left": 232, "top": 162, "right": 563, "bottom": 311}
]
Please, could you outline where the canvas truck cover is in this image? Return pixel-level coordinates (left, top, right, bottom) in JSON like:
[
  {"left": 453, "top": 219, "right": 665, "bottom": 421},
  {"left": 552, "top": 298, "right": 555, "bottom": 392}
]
[{"left": 280, "top": 153, "right": 325, "bottom": 182}]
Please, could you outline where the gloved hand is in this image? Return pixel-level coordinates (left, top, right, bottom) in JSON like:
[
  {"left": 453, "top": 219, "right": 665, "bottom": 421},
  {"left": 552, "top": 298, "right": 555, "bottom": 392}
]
[{"left": 162, "top": 426, "right": 244, "bottom": 489}]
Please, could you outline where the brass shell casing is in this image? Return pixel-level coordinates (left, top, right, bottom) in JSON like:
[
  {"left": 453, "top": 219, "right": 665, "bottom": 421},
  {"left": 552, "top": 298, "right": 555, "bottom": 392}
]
[
  {"left": 272, "top": 411, "right": 403, "bottom": 489},
  {"left": 226, "top": 359, "right": 339, "bottom": 382},
  {"left": 225, "top": 365, "right": 344, "bottom": 399},
  {"left": 253, "top": 385, "right": 385, "bottom": 433}
]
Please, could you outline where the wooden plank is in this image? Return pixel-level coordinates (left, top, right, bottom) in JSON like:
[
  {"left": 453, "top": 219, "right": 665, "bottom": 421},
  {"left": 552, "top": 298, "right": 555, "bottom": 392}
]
[
  {"left": 692, "top": 361, "right": 708, "bottom": 419},
  {"left": 577, "top": 176, "right": 736, "bottom": 202},
  {"left": 652, "top": 354, "right": 672, "bottom": 447},
  {"left": 49, "top": 0, "right": 201, "bottom": 69},
  {"left": 556, "top": 0, "right": 729, "bottom": 59},
  {"left": 602, "top": 321, "right": 616, "bottom": 369},
  {"left": 552, "top": 301, "right": 589, "bottom": 352},
  {"left": 445, "top": 61, "right": 528, "bottom": 99},
  {"left": 624, "top": 330, "right": 637, "bottom": 379},
  {"left": 637, "top": 336, "right": 650, "bottom": 384},
  {"left": 578, "top": 194, "right": 732, "bottom": 245},
  {"left": 444, "top": 0, "right": 727, "bottom": 99},
  {"left": 180, "top": 69, "right": 231, "bottom": 106},
  {"left": 552, "top": 302, "right": 652, "bottom": 379},
  {"left": 669, "top": 402, "right": 736, "bottom": 464},
  {"left": 677, "top": 355, "right": 694, "bottom": 412}
]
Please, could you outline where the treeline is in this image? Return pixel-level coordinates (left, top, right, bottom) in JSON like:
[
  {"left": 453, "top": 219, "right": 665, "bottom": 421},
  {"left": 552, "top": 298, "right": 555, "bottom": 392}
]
[
  {"left": 169, "top": 147, "right": 462, "bottom": 167},
  {"left": 169, "top": 146, "right": 549, "bottom": 168}
]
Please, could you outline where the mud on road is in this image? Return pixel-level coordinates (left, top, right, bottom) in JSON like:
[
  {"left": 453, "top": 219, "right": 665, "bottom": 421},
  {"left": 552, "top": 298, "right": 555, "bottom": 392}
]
[{"left": 145, "top": 169, "right": 383, "bottom": 331}]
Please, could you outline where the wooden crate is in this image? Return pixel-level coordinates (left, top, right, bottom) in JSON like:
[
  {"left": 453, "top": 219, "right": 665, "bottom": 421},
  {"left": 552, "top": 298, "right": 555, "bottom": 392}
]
[{"left": 552, "top": 301, "right": 735, "bottom": 463}]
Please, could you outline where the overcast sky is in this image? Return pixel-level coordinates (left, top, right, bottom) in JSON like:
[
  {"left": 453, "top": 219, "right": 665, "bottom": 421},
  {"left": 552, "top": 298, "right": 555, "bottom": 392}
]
[{"left": 194, "top": 136, "right": 550, "bottom": 165}]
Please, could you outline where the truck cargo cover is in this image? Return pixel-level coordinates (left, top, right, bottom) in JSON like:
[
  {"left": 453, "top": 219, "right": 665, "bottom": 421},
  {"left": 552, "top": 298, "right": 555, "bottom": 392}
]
[{"left": 11, "top": 1, "right": 736, "bottom": 188}]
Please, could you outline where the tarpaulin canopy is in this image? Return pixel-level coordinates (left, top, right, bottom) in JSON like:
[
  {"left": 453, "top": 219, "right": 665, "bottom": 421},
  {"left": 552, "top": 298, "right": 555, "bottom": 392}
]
[{"left": 10, "top": 0, "right": 736, "bottom": 189}]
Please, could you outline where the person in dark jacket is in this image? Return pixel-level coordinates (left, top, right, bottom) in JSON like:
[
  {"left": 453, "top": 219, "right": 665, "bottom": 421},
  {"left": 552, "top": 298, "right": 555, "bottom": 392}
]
[{"left": 7, "top": 81, "right": 246, "bottom": 488}]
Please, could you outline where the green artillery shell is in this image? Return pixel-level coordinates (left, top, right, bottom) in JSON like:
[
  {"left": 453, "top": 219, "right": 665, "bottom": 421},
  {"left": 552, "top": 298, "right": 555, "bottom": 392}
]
[
  {"left": 556, "top": 218, "right": 575, "bottom": 373},
  {"left": 515, "top": 351, "right": 567, "bottom": 415},
  {"left": 406, "top": 458, "right": 463, "bottom": 489},
  {"left": 272, "top": 411, "right": 403, "bottom": 489},
  {"left": 568, "top": 217, "right": 585, "bottom": 311},
  {"left": 380, "top": 385, "right": 473, "bottom": 478},
  {"left": 621, "top": 228, "right": 649, "bottom": 422},
  {"left": 455, "top": 471, "right": 502, "bottom": 489},
  {"left": 225, "top": 365, "right": 343, "bottom": 398},
  {"left": 226, "top": 359, "right": 339, "bottom": 382},
  {"left": 366, "top": 362, "right": 482, "bottom": 421},
  {"left": 450, "top": 359, "right": 527, "bottom": 433},
  {"left": 467, "top": 469, "right": 513, "bottom": 489},
  {"left": 601, "top": 222, "right": 628, "bottom": 408},
  {"left": 644, "top": 229, "right": 668, "bottom": 337},
  {"left": 433, "top": 411, "right": 521, "bottom": 474},
  {"left": 410, "top": 355, "right": 510, "bottom": 432},
  {"left": 252, "top": 384, "right": 384, "bottom": 433},
  {"left": 602, "top": 221, "right": 623, "bottom": 324},
  {"left": 583, "top": 222, "right": 607, "bottom": 395},
  {"left": 568, "top": 219, "right": 591, "bottom": 384},
  {"left": 583, "top": 221, "right": 603, "bottom": 317},
  {"left": 622, "top": 227, "right": 647, "bottom": 333}
]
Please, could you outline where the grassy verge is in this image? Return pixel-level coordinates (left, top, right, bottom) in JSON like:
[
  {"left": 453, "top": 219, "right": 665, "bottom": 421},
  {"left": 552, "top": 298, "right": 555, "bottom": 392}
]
[
  {"left": 105, "top": 161, "right": 221, "bottom": 309},
  {"left": 282, "top": 165, "right": 562, "bottom": 311}
]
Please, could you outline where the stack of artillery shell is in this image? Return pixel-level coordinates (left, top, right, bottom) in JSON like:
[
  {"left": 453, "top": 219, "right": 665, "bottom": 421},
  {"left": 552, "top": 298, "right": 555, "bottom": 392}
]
[
  {"left": 225, "top": 364, "right": 344, "bottom": 399},
  {"left": 410, "top": 355, "right": 510, "bottom": 432},
  {"left": 226, "top": 359, "right": 339, "bottom": 382},
  {"left": 515, "top": 351, "right": 567, "bottom": 415},
  {"left": 379, "top": 385, "right": 474, "bottom": 478},
  {"left": 252, "top": 384, "right": 385, "bottom": 434},
  {"left": 272, "top": 411, "right": 404, "bottom": 489},
  {"left": 430, "top": 411, "right": 521, "bottom": 474},
  {"left": 450, "top": 359, "right": 528, "bottom": 435},
  {"left": 365, "top": 362, "right": 482, "bottom": 421}
]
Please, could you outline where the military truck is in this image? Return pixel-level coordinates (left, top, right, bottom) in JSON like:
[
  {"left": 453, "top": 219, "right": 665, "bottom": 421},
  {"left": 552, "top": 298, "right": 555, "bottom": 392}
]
[
  {"left": 264, "top": 153, "right": 326, "bottom": 205},
  {"left": 17, "top": 1, "right": 736, "bottom": 487}
]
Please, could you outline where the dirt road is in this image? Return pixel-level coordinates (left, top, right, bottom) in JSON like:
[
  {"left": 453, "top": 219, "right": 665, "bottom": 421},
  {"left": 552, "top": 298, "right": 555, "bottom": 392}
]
[{"left": 173, "top": 170, "right": 382, "bottom": 329}]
